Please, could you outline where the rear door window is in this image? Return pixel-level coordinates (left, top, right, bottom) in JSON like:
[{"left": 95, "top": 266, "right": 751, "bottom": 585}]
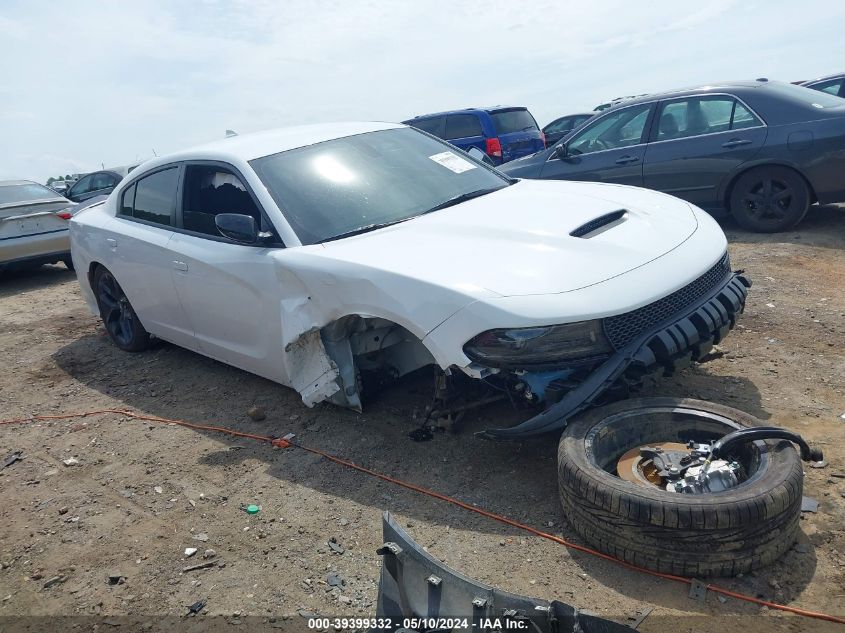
[
  {"left": 124, "top": 168, "right": 179, "bottom": 226},
  {"left": 69, "top": 174, "right": 94, "bottom": 197},
  {"left": 656, "top": 96, "right": 761, "bottom": 141},
  {"left": 444, "top": 114, "right": 483, "bottom": 139},
  {"left": 91, "top": 173, "right": 116, "bottom": 191},
  {"left": 408, "top": 116, "right": 446, "bottom": 138},
  {"left": 490, "top": 109, "right": 539, "bottom": 134}
]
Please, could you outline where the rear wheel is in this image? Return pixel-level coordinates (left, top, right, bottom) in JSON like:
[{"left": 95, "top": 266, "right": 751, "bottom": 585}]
[
  {"left": 729, "top": 166, "right": 810, "bottom": 232},
  {"left": 93, "top": 266, "right": 150, "bottom": 352},
  {"left": 62, "top": 257, "right": 75, "bottom": 271},
  {"left": 557, "top": 397, "right": 803, "bottom": 577}
]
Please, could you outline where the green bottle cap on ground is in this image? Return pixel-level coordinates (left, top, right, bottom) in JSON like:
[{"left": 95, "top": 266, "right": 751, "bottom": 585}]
[{"left": 246, "top": 504, "right": 260, "bottom": 514}]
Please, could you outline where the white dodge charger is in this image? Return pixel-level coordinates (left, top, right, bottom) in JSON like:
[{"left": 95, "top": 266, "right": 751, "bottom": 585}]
[{"left": 70, "top": 122, "right": 750, "bottom": 439}]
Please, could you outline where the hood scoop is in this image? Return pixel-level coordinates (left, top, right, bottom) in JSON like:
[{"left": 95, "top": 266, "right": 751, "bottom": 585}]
[{"left": 570, "top": 209, "right": 627, "bottom": 238}]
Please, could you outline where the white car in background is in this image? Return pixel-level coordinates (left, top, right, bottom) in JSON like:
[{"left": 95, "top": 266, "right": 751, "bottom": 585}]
[{"left": 69, "top": 122, "right": 750, "bottom": 438}]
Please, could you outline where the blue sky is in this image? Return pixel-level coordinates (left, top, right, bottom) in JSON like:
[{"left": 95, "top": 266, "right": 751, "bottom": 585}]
[{"left": 1, "top": 0, "right": 843, "bottom": 181}]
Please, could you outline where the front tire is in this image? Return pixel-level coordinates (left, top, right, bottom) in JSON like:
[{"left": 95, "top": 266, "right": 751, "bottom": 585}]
[
  {"left": 93, "top": 266, "right": 151, "bottom": 352},
  {"left": 557, "top": 397, "right": 802, "bottom": 577},
  {"left": 729, "top": 166, "right": 810, "bottom": 232}
]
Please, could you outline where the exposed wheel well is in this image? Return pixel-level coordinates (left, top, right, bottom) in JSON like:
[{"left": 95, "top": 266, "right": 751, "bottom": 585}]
[
  {"left": 318, "top": 315, "right": 437, "bottom": 409},
  {"left": 87, "top": 261, "right": 104, "bottom": 289},
  {"left": 724, "top": 164, "right": 817, "bottom": 211}
]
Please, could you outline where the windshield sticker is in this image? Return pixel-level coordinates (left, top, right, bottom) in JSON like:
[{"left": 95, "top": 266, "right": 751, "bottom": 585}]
[{"left": 428, "top": 151, "right": 477, "bottom": 174}]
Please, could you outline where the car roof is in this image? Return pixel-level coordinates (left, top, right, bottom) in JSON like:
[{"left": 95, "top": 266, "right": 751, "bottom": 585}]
[
  {"left": 0, "top": 180, "right": 41, "bottom": 187},
  {"left": 552, "top": 112, "right": 595, "bottom": 120},
  {"left": 801, "top": 72, "right": 845, "bottom": 85},
  {"left": 603, "top": 79, "right": 773, "bottom": 110},
  {"left": 160, "top": 121, "right": 404, "bottom": 164},
  {"left": 405, "top": 106, "right": 529, "bottom": 120}
]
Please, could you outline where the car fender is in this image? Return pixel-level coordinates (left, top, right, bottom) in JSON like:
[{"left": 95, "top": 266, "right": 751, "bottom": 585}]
[
  {"left": 716, "top": 155, "right": 814, "bottom": 207},
  {"left": 274, "top": 262, "right": 454, "bottom": 409}
]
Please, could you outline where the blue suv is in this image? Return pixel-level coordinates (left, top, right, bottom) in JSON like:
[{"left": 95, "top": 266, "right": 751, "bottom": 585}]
[{"left": 402, "top": 106, "right": 545, "bottom": 165}]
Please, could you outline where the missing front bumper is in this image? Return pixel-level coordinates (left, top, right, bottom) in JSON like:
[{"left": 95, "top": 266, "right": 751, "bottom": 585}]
[{"left": 479, "top": 272, "right": 751, "bottom": 440}]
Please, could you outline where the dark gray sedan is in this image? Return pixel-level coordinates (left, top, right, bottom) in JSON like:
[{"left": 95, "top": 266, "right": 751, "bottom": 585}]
[{"left": 501, "top": 80, "right": 845, "bottom": 232}]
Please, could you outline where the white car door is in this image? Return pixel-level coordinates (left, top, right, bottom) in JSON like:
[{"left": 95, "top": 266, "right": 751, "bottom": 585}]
[
  {"left": 108, "top": 166, "right": 196, "bottom": 349},
  {"left": 168, "top": 163, "right": 285, "bottom": 382}
]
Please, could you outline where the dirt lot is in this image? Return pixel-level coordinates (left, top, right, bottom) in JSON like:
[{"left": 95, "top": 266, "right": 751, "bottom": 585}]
[{"left": 1, "top": 206, "right": 844, "bottom": 632}]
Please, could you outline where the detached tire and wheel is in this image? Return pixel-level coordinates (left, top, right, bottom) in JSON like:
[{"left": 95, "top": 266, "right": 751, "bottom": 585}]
[
  {"left": 557, "top": 398, "right": 803, "bottom": 577},
  {"left": 93, "top": 266, "right": 151, "bottom": 352},
  {"left": 729, "top": 166, "right": 810, "bottom": 232}
]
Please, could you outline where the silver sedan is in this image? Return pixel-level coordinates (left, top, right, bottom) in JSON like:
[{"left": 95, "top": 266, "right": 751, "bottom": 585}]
[{"left": 0, "top": 180, "right": 77, "bottom": 272}]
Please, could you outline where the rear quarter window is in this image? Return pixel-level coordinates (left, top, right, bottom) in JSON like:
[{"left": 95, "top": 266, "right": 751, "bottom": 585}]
[
  {"left": 444, "top": 114, "right": 483, "bottom": 139},
  {"left": 407, "top": 116, "right": 446, "bottom": 138},
  {"left": 491, "top": 109, "right": 539, "bottom": 134}
]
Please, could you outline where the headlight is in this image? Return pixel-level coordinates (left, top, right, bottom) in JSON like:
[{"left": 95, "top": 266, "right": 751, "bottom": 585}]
[{"left": 463, "top": 320, "right": 612, "bottom": 367}]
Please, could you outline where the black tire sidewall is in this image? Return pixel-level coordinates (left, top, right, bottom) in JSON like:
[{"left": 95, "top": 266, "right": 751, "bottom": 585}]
[
  {"left": 729, "top": 166, "right": 810, "bottom": 232},
  {"left": 557, "top": 397, "right": 803, "bottom": 576}
]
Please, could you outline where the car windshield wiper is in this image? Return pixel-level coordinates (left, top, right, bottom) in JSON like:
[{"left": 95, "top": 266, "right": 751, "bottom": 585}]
[
  {"left": 422, "top": 188, "right": 501, "bottom": 214},
  {"left": 318, "top": 216, "right": 416, "bottom": 243},
  {"left": 318, "top": 188, "right": 503, "bottom": 243}
]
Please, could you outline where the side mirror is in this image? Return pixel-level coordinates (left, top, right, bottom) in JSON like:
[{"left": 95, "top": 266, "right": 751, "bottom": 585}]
[
  {"left": 553, "top": 143, "right": 569, "bottom": 160},
  {"left": 467, "top": 147, "right": 495, "bottom": 166},
  {"left": 215, "top": 213, "right": 258, "bottom": 243}
]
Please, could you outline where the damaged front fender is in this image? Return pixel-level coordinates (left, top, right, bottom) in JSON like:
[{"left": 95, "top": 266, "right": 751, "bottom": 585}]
[{"left": 376, "top": 511, "right": 634, "bottom": 632}]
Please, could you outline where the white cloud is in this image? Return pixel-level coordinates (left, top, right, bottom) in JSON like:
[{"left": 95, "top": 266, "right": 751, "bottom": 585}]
[{"left": 1, "top": 0, "right": 843, "bottom": 181}]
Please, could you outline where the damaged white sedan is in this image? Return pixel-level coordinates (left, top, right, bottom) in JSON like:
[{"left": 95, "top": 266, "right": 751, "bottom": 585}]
[{"left": 70, "top": 122, "right": 750, "bottom": 439}]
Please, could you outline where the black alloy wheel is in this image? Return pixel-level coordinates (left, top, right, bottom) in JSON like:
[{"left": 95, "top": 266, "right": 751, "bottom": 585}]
[
  {"left": 729, "top": 166, "right": 810, "bottom": 232},
  {"left": 94, "top": 267, "right": 151, "bottom": 352}
]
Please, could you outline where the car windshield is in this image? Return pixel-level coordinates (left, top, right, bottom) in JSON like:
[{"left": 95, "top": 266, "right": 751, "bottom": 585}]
[
  {"left": 250, "top": 127, "right": 511, "bottom": 244},
  {"left": 765, "top": 82, "right": 845, "bottom": 109},
  {"left": 490, "top": 109, "right": 538, "bottom": 134},
  {"left": 0, "top": 183, "right": 63, "bottom": 205}
]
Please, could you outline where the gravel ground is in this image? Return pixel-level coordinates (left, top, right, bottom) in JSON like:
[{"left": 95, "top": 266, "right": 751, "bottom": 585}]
[{"left": 1, "top": 206, "right": 843, "bottom": 632}]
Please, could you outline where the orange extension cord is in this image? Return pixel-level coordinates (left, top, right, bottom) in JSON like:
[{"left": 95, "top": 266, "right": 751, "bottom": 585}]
[{"left": 2, "top": 408, "right": 843, "bottom": 625}]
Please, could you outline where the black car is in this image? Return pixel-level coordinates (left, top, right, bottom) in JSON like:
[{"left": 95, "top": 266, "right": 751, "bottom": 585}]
[
  {"left": 501, "top": 80, "right": 845, "bottom": 232},
  {"left": 542, "top": 112, "right": 594, "bottom": 145},
  {"left": 65, "top": 169, "right": 126, "bottom": 203},
  {"left": 800, "top": 73, "right": 845, "bottom": 98}
]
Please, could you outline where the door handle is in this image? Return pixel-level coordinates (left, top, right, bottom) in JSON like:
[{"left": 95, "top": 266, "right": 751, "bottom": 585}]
[
  {"left": 172, "top": 261, "right": 188, "bottom": 272},
  {"left": 106, "top": 238, "right": 117, "bottom": 248},
  {"left": 722, "top": 138, "right": 752, "bottom": 148},
  {"left": 615, "top": 155, "right": 640, "bottom": 164}
]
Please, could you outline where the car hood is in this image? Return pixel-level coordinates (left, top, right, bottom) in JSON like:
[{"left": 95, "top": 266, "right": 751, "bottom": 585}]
[{"left": 314, "top": 179, "right": 698, "bottom": 298}]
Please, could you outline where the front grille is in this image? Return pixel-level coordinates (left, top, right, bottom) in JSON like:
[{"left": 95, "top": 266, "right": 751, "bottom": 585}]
[{"left": 603, "top": 253, "right": 732, "bottom": 349}]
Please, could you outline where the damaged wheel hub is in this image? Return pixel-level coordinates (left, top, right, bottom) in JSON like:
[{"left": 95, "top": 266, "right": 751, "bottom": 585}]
[{"left": 617, "top": 441, "right": 742, "bottom": 494}]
